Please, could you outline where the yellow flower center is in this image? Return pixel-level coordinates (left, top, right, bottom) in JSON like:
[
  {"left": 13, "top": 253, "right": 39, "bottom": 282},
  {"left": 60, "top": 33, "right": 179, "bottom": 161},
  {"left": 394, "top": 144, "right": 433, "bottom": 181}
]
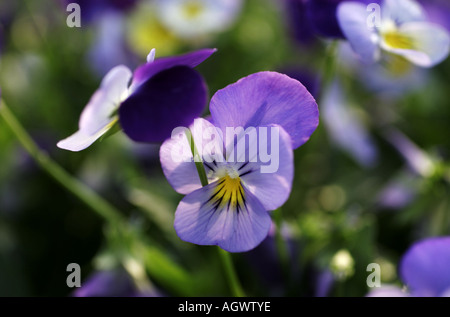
[
  {"left": 183, "top": 1, "right": 204, "bottom": 19},
  {"left": 383, "top": 31, "right": 415, "bottom": 50},
  {"left": 209, "top": 175, "right": 245, "bottom": 212}
]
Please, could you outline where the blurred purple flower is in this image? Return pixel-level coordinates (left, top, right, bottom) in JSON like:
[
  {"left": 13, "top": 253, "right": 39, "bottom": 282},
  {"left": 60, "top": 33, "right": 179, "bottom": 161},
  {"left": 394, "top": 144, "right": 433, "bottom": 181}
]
[
  {"left": 368, "top": 236, "right": 450, "bottom": 297},
  {"left": 322, "top": 80, "right": 379, "bottom": 168},
  {"left": 284, "top": 0, "right": 379, "bottom": 43},
  {"left": 57, "top": 48, "right": 215, "bottom": 151},
  {"left": 87, "top": 11, "right": 137, "bottom": 77},
  {"left": 160, "top": 72, "right": 319, "bottom": 252},
  {"left": 337, "top": 42, "right": 428, "bottom": 95},
  {"left": 376, "top": 169, "right": 419, "bottom": 209},
  {"left": 382, "top": 127, "right": 435, "bottom": 177},
  {"left": 60, "top": 0, "right": 139, "bottom": 23},
  {"left": 337, "top": 0, "right": 450, "bottom": 67},
  {"left": 74, "top": 269, "right": 159, "bottom": 297}
]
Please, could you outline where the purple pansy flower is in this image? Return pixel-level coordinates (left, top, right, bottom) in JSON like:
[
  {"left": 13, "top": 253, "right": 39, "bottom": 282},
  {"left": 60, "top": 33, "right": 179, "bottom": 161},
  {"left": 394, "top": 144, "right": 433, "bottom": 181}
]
[
  {"left": 160, "top": 72, "right": 319, "bottom": 252},
  {"left": 57, "top": 48, "right": 215, "bottom": 151},
  {"left": 337, "top": 0, "right": 450, "bottom": 67},
  {"left": 368, "top": 236, "right": 450, "bottom": 297}
]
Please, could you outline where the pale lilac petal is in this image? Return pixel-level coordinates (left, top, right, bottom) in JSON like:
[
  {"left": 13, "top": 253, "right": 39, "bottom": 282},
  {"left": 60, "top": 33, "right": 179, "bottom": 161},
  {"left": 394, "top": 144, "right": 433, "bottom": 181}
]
[
  {"left": 210, "top": 71, "right": 319, "bottom": 150},
  {"left": 79, "top": 65, "right": 132, "bottom": 134},
  {"left": 400, "top": 236, "right": 450, "bottom": 296},
  {"left": 337, "top": 2, "right": 381, "bottom": 64},
  {"left": 382, "top": 0, "right": 426, "bottom": 25},
  {"left": 174, "top": 182, "right": 271, "bottom": 252},
  {"left": 159, "top": 118, "right": 224, "bottom": 195},
  {"left": 57, "top": 124, "right": 113, "bottom": 152},
  {"left": 381, "top": 22, "right": 450, "bottom": 67}
]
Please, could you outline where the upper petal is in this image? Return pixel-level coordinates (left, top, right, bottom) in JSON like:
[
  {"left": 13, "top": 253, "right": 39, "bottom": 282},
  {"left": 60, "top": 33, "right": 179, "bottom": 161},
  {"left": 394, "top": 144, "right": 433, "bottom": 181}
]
[
  {"left": 209, "top": 71, "right": 319, "bottom": 150},
  {"left": 130, "top": 48, "right": 216, "bottom": 91},
  {"left": 79, "top": 65, "right": 132, "bottom": 135},
  {"left": 119, "top": 66, "right": 208, "bottom": 143},
  {"left": 400, "top": 236, "right": 450, "bottom": 296},
  {"left": 337, "top": 1, "right": 381, "bottom": 64},
  {"left": 174, "top": 181, "right": 272, "bottom": 253},
  {"left": 159, "top": 118, "right": 225, "bottom": 195},
  {"left": 382, "top": 0, "right": 426, "bottom": 25}
]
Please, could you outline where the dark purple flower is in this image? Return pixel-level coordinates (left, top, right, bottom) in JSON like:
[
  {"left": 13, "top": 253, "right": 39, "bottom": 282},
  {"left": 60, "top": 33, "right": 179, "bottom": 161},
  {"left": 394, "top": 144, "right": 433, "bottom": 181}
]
[
  {"left": 60, "top": 0, "right": 139, "bottom": 22},
  {"left": 57, "top": 48, "right": 216, "bottom": 151}
]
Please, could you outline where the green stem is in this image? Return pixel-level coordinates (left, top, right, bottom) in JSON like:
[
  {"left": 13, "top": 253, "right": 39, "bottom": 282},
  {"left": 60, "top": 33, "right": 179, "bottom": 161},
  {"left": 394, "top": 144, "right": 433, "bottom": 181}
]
[
  {"left": 185, "top": 128, "right": 246, "bottom": 297},
  {"left": 319, "top": 40, "right": 339, "bottom": 101},
  {"left": 186, "top": 129, "right": 209, "bottom": 187},
  {"left": 0, "top": 99, "right": 125, "bottom": 226},
  {"left": 218, "top": 248, "right": 245, "bottom": 297}
]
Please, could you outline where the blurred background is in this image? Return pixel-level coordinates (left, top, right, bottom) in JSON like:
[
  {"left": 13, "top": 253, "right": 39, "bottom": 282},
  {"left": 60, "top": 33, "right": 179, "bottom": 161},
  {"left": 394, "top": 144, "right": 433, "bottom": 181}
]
[{"left": 0, "top": 0, "right": 449, "bottom": 297}]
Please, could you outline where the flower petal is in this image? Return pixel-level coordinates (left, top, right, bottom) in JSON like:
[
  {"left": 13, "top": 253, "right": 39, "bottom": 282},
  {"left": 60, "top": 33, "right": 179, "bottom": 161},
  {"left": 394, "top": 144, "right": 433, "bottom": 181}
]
[
  {"left": 156, "top": 0, "right": 243, "bottom": 39},
  {"left": 159, "top": 118, "right": 224, "bottom": 195},
  {"left": 366, "top": 286, "right": 408, "bottom": 297},
  {"left": 209, "top": 71, "right": 319, "bottom": 150},
  {"left": 130, "top": 48, "right": 216, "bottom": 91},
  {"left": 79, "top": 65, "right": 132, "bottom": 135},
  {"left": 322, "top": 81, "right": 378, "bottom": 168},
  {"left": 57, "top": 123, "right": 114, "bottom": 152},
  {"left": 174, "top": 181, "right": 271, "bottom": 252},
  {"left": 382, "top": 0, "right": 426, "bottom": 25},
  {"left": 229, "top": 125, "right": 294, "bottom": 211},
  {"left": 381, "top": 22, "right": 450, "bottom": 67},
  {"left": 400, "top": 236, "right": 450, "bottom": 296},
  {"left": 119, "top": 66, "right": 207, "bottom": 143},
  {"left": 337, "top": 1, "right": 381, "bottom": 64}
]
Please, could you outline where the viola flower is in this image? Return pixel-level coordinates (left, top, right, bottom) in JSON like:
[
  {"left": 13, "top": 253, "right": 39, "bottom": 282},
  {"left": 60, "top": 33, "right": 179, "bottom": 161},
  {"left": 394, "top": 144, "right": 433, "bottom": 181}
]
[
  {"left": 338, "top": 42, "right": 428, "bottom": 95},
  {"left": 57, "top": 48, "right": 215, "bottom": 151},
  {"left": 160, "top": 71, "right": 319, "bottom": 252},
  {"left": 367, "top": 236, "right": 450, "bottom": 297},
  {"left": 155, "top": 0, "right": 243, "bottom": 39},
  {"left": 337, "top": 0, "right": 450, "bottom": 67}
]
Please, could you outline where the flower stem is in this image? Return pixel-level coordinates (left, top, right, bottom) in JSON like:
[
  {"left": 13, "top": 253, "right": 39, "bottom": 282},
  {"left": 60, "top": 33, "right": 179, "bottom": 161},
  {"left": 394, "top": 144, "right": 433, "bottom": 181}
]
[
  {"left": 0, "top": 99, "right": 125, "bottom": 226},
  {"left": 186, "top": 128, "right": 246, "bottom": 297},
  {"left": 186, "top": 129, "right": 209, "bottom": 187},
  {"left": 319, "top": 40, "right": 339, "bottom": 100},
  {"left": 217, "top": 248, "right": 245, "bottom": 297}
]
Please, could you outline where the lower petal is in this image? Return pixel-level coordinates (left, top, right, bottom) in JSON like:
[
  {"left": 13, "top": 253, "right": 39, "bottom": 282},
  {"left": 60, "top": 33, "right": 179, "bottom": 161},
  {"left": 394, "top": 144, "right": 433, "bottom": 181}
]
[
  {"left": 381, "top": 22, "right": 450, "bottom": 67},
  {"left": 174, "top": 181, "right": 271, "bottom": 253}
]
